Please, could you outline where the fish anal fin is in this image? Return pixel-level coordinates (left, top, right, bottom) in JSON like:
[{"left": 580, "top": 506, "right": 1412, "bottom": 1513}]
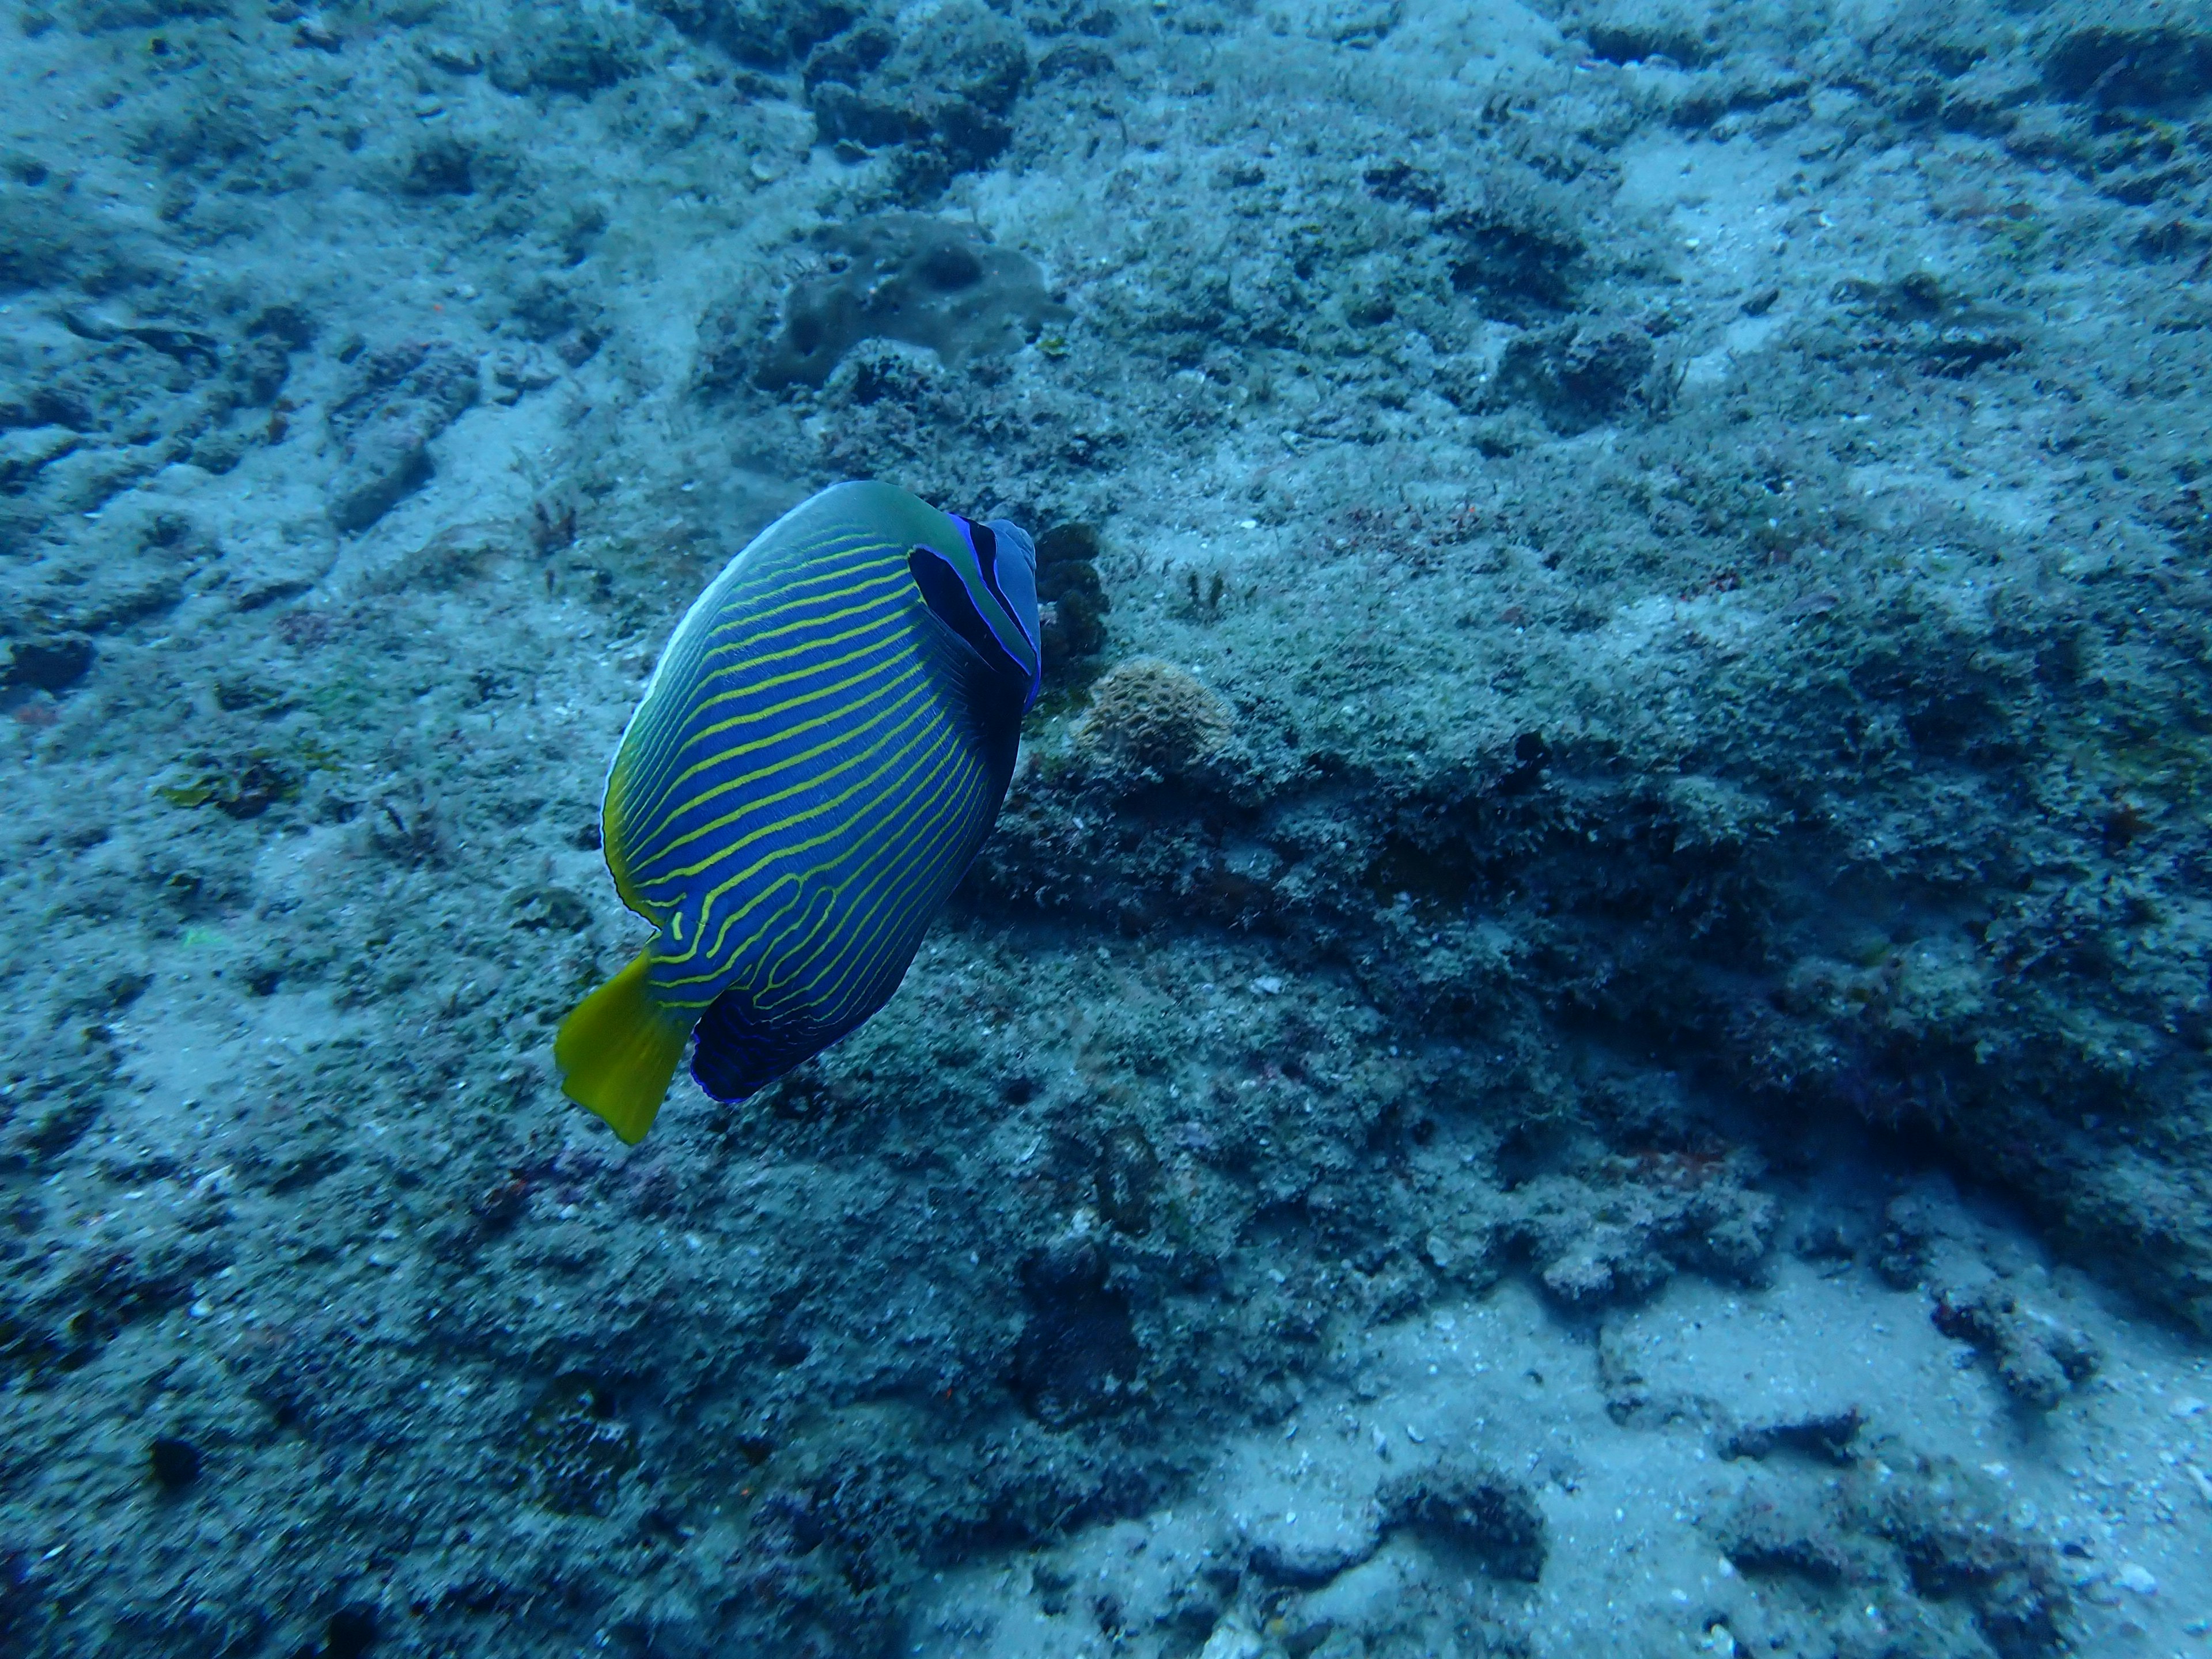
[
  {"left": 554, "top": 950, "right": 692, "bottom": 1145},
  {"left": 693, "top": 986, "right": 809, "bottom": 1104}
]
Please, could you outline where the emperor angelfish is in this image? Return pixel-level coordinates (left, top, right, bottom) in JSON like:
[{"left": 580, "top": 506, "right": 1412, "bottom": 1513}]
[{"left": 555, "top": 480, "right": 1042, "bottom": 1144}]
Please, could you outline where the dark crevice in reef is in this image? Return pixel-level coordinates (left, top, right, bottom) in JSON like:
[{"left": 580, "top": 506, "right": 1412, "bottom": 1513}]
[{"left": 965, "top": 718, "right": 2212, "bottom": 1335}]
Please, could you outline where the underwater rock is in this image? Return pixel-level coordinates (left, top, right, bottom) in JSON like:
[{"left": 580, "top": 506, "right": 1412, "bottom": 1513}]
[
  {"left": 1718, "top": 1407, "right": 1865, "bottom": 1465},
  {"left": 733, "top": 1403, "right": 1143, "bottom": 1650},
  {"left": 3, "top": 633, "right": 93, "bottom": 692},
  {"left": 1824, "top": 273, "right": 2027, "bottom": 377},
  {"left": 1578, "top": 5, "right": 1718, "bottom": 67},
  {"left": 324, "top": 340, "right": 478, "bottom": 532},
  {"left": 0, "top": 308, "right": 238, "bottom": 526},
  {"left": 1378, "top": 1455, "right": 1547, "bottom": 1582},
  {"left": 1511, "top": 1164, "right": 1777, "bottom": 1309},
  {"left": 1855, "top": 1457, "right": 2071, "bottom": 1656},
  {"left": 2, "top": 1230, "right": 211, "bottom": 1384},
  {"left": 804, "top": 0, "right": 1029, "bottom": 190},
  {"left": 5, "top": 0, "right": 2211, "bottom": 1649},
  {"left": 1931, "top": 1281, "right": 2101, "bottom": 1410},
  {"left": 1033, "top": 521, "right": 1109, "bottom": 674},
  {"left": 397, "top": 134, "right": 475, "bottom": 198},
  {"left": 52, "top": 0, "right": 233, "bottom": 29},
  {"left": 1712, "top": 1485, "right": 1865, "bottom": 1585},
  {"left": 1196, "top": 1623, "right": 1264, "bottom": 1659},
  {"left": 489, "top": 5, "right": 652, "bottom": 96},
  {"left": 1715, "top": 1456, "right": 2070, "bottom": 1656},
  {"left": 645, "top": 0, "right": 865, "bottom": 66},
  {"left": 1094, "top": 1123, "right": 1161, "bottom": 1236},
  {"left": 521, "top": 1375, "right": 638, "bottom": 1516},
  {"left": 754, "top": 214, "right": 1065, "bottom": 390},
  {"left": 1012, "top": 1233, "right": 1140, "bottom": 1426},
  {"left": 2041, "top": 24, "right": 2212, "bottom": 108},
  {"left": 1875, "top": 1192, "right": 1942, "bottom": 1289},
  {"left": 1490, "top": 321, "right": 1658, "bottom": 433},
  {"left": 0, "top": 425, "right": 80, "bottom": 497},
  {"left": 0, "top": 180, "right": 82, "bottom": 291},
  {"left": 1435, "top": 194, "right": 1585, "bottom": 318},
  {"left": 1419, "top": 1214, "right": 1507, "bottom": 1290},
  {"left": 1243, "top": 1502, "right": 1381, "bottom": 1588},
  {"left": 1037, "top": 38, "right": 1116, "bottom": 81}
]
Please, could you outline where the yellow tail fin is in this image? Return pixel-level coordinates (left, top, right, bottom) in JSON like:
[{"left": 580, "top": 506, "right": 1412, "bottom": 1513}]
[{"left": 554, "top": 950, "right": 692, "bottom": 1145}]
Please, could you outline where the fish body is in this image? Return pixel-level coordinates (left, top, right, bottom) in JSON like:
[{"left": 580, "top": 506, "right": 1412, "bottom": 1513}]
[{"left": 555, "top": 480, "right": 1041, "bottom": 1143}]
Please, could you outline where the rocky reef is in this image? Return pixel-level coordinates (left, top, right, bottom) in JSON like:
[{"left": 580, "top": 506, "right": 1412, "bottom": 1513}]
[{"left": 2, "top": 0, "right": 2211, "bottom": 1655}]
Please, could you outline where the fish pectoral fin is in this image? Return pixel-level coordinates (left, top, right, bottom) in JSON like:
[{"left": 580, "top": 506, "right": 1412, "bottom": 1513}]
[{"left": 554, "top": 950, "right": 692, "bottom": 1145}]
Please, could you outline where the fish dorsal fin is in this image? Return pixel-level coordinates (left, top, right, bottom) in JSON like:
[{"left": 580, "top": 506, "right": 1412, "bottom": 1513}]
[{"left": 910, "top": 543, "right": 1028, "bottom": 689}]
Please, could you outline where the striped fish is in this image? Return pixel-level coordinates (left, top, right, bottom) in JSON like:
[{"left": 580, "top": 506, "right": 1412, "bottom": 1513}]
[{"left": 555, "top": 480, "right": 1042, "bottom": 1143}]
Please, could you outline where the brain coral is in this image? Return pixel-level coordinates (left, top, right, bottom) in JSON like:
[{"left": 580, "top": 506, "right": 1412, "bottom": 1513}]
[{"left": 1074, "top": 657, "right": 1234, "bottom": 778}]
